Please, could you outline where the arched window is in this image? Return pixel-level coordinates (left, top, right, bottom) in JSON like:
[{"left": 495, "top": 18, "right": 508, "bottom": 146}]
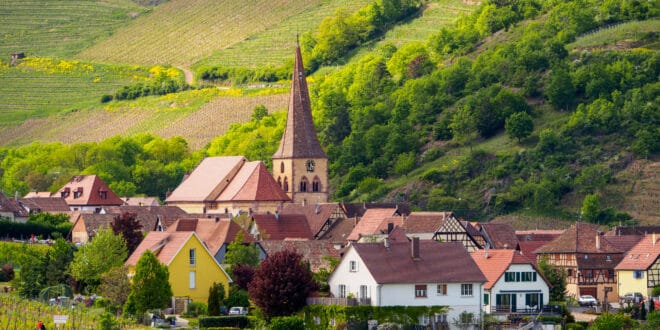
[
  {"left": 312, "top": 177, "right": 321, "bottom": 192},
  {"left": 300, "top": 176, "right": 308, "bottom": 192},
  {"left": 280, "top": 162, "right": 285, "bottom": 173},
  {"left": 277, "top": 177, "right": 282, "bottom": 188},
  {"left": 283, "top": 177, "right": 289, "bottom": 192}
]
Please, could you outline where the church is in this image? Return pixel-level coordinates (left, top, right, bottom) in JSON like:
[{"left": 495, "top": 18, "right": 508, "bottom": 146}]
[{"left": 165, "top": 44, "right": 328, "bottom": 215}]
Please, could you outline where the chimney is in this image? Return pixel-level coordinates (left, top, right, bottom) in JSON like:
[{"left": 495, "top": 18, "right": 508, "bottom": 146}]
[
  {"left": 484, "top": 243, "right": 490, "bottom": 259},
  {"left": 215, "top": 216, "right": 219, "bottom": 223},
  {"left": 302, "top": 199, "right": 307, "bottom": 206},
  {"left": 653, "top": 232, "right": 657, "bottom": 247},
  {"left": 14, "top": 191, "right": 18, "bottom": 202},
  {"left": 387, "top": 222, "right": 394, "bottom": 234},
  {"left": 315, "top": 204, "right": 320, "bottom": 214},
  {"left": 275, "top": 211, "right": 279, "bottom": 221},
  {"left": 596, "top": 234, "right": 600, "bottom": 250},
  {"left": 411, "top": 237, "right": 420, "bottom": 260},
  {"left": 384, "top": 237, "right": 390, "bottom": 249}
]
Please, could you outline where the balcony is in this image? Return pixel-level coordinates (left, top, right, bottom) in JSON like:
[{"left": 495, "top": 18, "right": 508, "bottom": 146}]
[
  {"left": 307, "top": 297, "right": 371, "bottom": 306},
  {"left": 490, "top": 305, "right": 562, "bottom": 316}
]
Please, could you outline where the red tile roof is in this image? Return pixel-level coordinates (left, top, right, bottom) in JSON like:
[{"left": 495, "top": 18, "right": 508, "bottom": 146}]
[
  {"left": 401, "top": 212, "right": 450, "bottom": 234},
  {"left": 516, "top": 230, "right": 565, "bottom": 242},
  {"left": 470, "top": 249, "right": 540, "bottom": 289},
  {"left": 341, "top": 203, "right": 410, "bottom": 218},
  {"left": 347, "top": 208, "right": 399, "bottom": 241},
  {"left": 103, "top": 205, "right": 189, "bottom": 231},
  {"left": 19, "top": 197, "right": 71, "bottom": 213},
  {"left": 388, "top": 226, "right": 410, "bottom": 243},
  {"left": 126, "top": 231, "right": 195, "bottom": 266},
  {"left": 56, "top": 175, "right": 123, "bottom": 206},
  {"left": 219, "top": 161, "right": 290, "bottom": 202},
  {"left": 352, "top": 240, "right": 486, "bottom": 284},
  {"left": 481, "top": 223, "right": 519, "bottom": 249},
  {"left": 260, "top": 240, "right": 340, "bottom": 272},
  {"left": 0, "top": 191, "right": 28, "bottom": 218},
  {"left": 535, "top": 222, "right": 622, "bottom": 254},
  {"left": 272, "top": 45, "right": 327, "bottom": 159},
  {"left": 317, "top": 217, "right": 355, "bottom": 243},
  {"left": 604, "top": 235, "right": 644, "bottom": 253},
  {"left": 281, "top": 203, "right": 344, "bottom": 238},
  {"left": 23, "top": 191, "right": 53, "bottom": 198},
  {"left": 252, "top": 213, "right": 313, "bottom": 240},
  {"left": 615, "top": 234, "right": 660, "bottom": 270},
  {"left": 121, "top": 197, "right": 159, "bottom": 206},
  {"left": 167, "top": 217, "right": 253, "bottom": 255}
]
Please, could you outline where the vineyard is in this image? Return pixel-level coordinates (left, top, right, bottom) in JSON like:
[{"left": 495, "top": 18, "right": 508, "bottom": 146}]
[
  {"left": 0, "top": 58, "right": 153, "bottom": 125},
  {"left": 568, "top": 19, "right": 660, "bottom": 50},
  {"left": 0, "top": 0, "right": 148, "bottom": 59},
  {"left": 193, "top": 0, "right": 373, "bottom": 69},
  {"left": 76, "top": 0, "right": 341, "bottom": 67}
]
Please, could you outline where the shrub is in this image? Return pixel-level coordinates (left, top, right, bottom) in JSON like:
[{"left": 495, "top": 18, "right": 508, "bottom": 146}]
[
  {"left": 100, "top": 94, "right": 113, "bottom": 103},
  {"left": 270, "top": 316, "right": 305, "bottom": 330},
  {"left": 198, "top": 316, "right": 248, "bottom": 328},
  {"left": 182, "top": 301, "right": 207, "bottom": 317},
  {"left": 0, "top": 264, "right": 14, "bottom": 282}
]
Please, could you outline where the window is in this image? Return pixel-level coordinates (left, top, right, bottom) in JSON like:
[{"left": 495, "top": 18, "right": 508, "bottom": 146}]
[
  {"left": 435, "top": 314, "right": 447, "bottom": 323},
  {"left": 312, "top": 178, "right": 320, "bottom": 192},
  {"left": 461, "top": 284, "right": 473, "bottom": 297},
  {"left": 277, "top": 177, "right": 282, "bottom": 188},
  {"left": 505, "top": 272, "right": 516, "bottom": 282},
  {"left": 300, "top": 177, "right": 308, "bottom": 192},
  {"left": 283, "top": 177, "right": 289, "bottom": 192},
  {"left": 415, "top": 284, "right": 427, "bottom": 298},
  {"left": 189, "top": 271, "right": 196, "bottom": 289},
  {"left": 349, "top": 260, "right": 357, "bottom": 272},
  {"left": 338, "top": 285, "right": 346, "bottom": 298},
  {"left": 484, "top": 293, "right": 490, "bottom": 305},
  {"left": 280, "top": 162, "right": 284, "bottom": 173},
  {"left": 525, "top": 293, "right": 540, "bottom": 309},
  {"left": 99, "top": 191, "right": 107, "bottom": 199},
  {"left": 437, "top": 283, "right": 447, "bottom": 295},
  {"left": 360, "top": 285, "right": 368, "bottom": 299},
  {"left": 189, "top": 248, "right": 196, "bottom": 266},
  {"left": 633, "top": 270, "right": 644, "bottom": 279}
]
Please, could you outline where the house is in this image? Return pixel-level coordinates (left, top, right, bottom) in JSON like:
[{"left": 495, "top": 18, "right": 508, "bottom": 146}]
[
  {"left": 249, "top": 212, "right": 313, "bottom": 240},
  {"left": 400, "top": 211, "right": 451, "bottom": 240},
  {"left": 103, "top": 205, "right": 188, "bottom": 231},
  {"left": 340, "top": 202, "right": 411, "bottom": 218},
  {"left": 55, "top": 175, "right": 123, "bottom": 212},
  {"left": 167, "top": 217, "right": 265, "bottom": 263},
  {"left": 614, "top": 233, "right": 660, "bottom": 299},
  {"left": 480, "top": 223, "right": 519, "bottom": 250},
  {"left": 126, "top": 231, "right": 232, "bottom": 303},
  {"left": 327, "top": 238, "right": 486, "bottom": 327},
  {"left": 516, "top": 230, "right": 565, "bottom": 266},
  {"left": 18, "top": 197, "right": 71, "bottom": 215},
  {"left": 346, "top": 208, "right": 401, "bottom": 242},
  {"left": 165, "top": 156, "right": 290, "bottom": 215},
  {"left": 259, "top": 240, "right": 340, "bottom": 273},
  {"left": 433, "top": 215, "right": 483, "bottom": 252},
  {"left": 121, "top": 196, "right": 160, "bottom": 207},
  {"left": 280, "top": 203, "right": 347, "bottom": 239},
  {"left": 0, "top": 191, "right": 29, "bottom": 222},
  {"left": 70, "top": 213, "right": 116, "bottom": 243},
  {"left": 470, "top": 249, "right": 550, "bottom": 317},
  {"left": 535, "top": 222, "right": 624, "bottom": 303}
]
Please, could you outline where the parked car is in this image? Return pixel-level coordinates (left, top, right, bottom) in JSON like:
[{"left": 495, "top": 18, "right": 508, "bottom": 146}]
[
  {"left": 620, "top": 292, "right": 644, "bottom": 304},
  {"left": 228, "top": 306, "right": 248, "bottom": 315},
  {"left": 578, "top": 295, "right": 598, "bottom": 306}
]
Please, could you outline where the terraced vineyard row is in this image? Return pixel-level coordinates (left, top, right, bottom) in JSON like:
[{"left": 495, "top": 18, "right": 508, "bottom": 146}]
[
  {"left": 76, "top": 0, "right": 332, "bottom": 67},
  {"left": 193, "top": 0, "right": 372, "bottom": 69},
  {"left": 0, "top": 0, "right": 147, "bottom": 58}
]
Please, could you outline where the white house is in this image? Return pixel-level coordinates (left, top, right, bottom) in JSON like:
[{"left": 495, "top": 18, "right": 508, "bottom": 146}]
[
  {"left": 470, "top": 249, "right": 550, "bottom": 318},
  {"left": 328, "top": 238, "right": 487, "bottom": 328}
]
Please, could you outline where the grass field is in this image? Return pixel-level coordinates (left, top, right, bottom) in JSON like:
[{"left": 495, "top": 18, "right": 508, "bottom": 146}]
[
  {"left": 0, "top": 0, "right": 148, "bottom": 59},
  {"left": 193, "top": 0, "right": 373, "bottom": 69},
  {"left": 568, "top": 19, "right": 660, "bottom": 51},
  {"left": 76, "top": 0, "right": 348, "bottom": 67},
  {"left": 0, "top": 58, "right": 152, "bottom": 125}
]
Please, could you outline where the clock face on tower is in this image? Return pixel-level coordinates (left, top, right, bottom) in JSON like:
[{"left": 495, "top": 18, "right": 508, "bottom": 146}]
[{"left": 305, "top": 159, "right": 315, "bottom": 172}]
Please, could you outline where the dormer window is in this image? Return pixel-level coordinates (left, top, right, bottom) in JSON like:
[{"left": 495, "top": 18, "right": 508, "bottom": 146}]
[
  {"left": 61, "top": 188, "right": 70, "bottom": 198},
  {"left": 99, "top": 190, "right": 107, "bottom": 199},
  {"left": 73, "top": 188, "right": 83, "bottom": 199}
]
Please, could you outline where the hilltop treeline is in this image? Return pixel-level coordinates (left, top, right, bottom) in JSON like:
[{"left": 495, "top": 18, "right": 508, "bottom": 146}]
[{"left": 0, "top": 0, "right": 657, "bottom": 222}]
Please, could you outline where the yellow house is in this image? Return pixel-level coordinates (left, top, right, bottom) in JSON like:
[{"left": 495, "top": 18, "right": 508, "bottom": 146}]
[
  {"left": 126, "top": 231, "right": 232, "bottom": 303},
  {"left": 614, "top": 234, "right": 660, "bottom": 299}
]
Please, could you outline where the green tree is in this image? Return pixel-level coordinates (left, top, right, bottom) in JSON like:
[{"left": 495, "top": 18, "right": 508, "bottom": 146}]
[
  {"left": 16, "top": 252, "right": 47, "bottom": 298},
  {"left": 505, "top": 112, "right": 534, "bottom": 142},
  {"left": 125, "top": 250, "right": 172, "bottom": 316},
  {"left": 591, "top": 312, "right": 634, "bottom": 330},
  {"left": 251, "top": 105, "right": 268, "bottom": 122},
  {"left": 546, "top": 65, "right": 575, "bottom": 111},
  {"left": 581, "top": 194, "right": 601, "bottom": 223},
  {"left": 70, "top": 228, "right": 127, "bottom": 289},
  {"left": 632, "top": 129, "right": 657, "bottom": 159},
  {"left": 449, "top": 106, "right": 478, "bottom": 149},
  {"left": 98, "top": 266, "right": 130, "bottom": 311},
  {"left": 224, "top": 231, "right": 259, "bottom": 271},
  {"left": 537, "top": 256, "right": 567, "bottom": 302},
  {"left": 207, "top": 282, "right": 226, "bottom": 316},
  {"left": 44, "top": 238, "right": 74, "bottom": 286}
]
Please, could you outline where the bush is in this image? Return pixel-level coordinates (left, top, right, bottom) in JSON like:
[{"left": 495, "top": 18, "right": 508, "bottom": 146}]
[
  {"left": 0, "top": 264, "right": 14, "bottom": 282},
  {"left": 0, "top": 220, "right": 72, "bottom": 240},
  {"left": 269, "top": 316, "right": 305, "bottom": 330},
  {"left": 182, "top": 302, "right": 207, "bottom": 318},
  {"left": 198, "top": 316, "right": 248, "bottom": 328},
  {"left": 100, "top": 94, "right": 113, "bottom": 103}
]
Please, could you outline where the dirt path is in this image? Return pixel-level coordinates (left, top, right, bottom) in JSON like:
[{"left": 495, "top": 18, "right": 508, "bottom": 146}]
[{"left": 179, "top": 67, "right": 194, "bottom": 85}]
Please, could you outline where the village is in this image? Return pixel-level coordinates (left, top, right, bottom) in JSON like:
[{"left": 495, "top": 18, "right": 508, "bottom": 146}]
[{"left": 1, "top": 44, "right": 658, "bottom": 330}]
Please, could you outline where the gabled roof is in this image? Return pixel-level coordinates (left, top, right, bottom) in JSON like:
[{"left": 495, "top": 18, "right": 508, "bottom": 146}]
[
  {"left": 281, "top": 203, "right": 344, "bottom": 238},
  {"left": 388, "top": 226, "right": 410, "bottom": 243},
  {"left": 316, "top": 217, "right": 355, "bottom": 243},
  {"left": 604, "top": 235, "right": 644, "bottom": 253},
  {"left": 615, "top": 234, "right": 660, "bottom": 271},
  {"left": 607, "top": 226, "right": 660, "bottom": 236},
  {"left": 260, "top": 240, "right": 340, "bottom": 272},
  {"left": 167, "top": 217, "right": 253, "bottom": 255},
  {"left": 56, "top": 175, "right": 123, "bottom": 206},
  {"left": 272, "top": 45, "right": 326, "bottom": 159},
  {"left": 102, "top": 205, "right": 189, "bottom": 231},
  {"left": 165, "top": 156, "right": 246, "bottom": 202},
  {"left": 252, "top": 213, "right": 314, "bottom": 240},
  {"left": 347, "top": 208, "right": 399, "bottom": 241},
  {"left": 518, "top": 241, "right": 549, "bottom": 264},
  {"left": 351, "top": 240, "right": 486, "bottom": 284},
  {"left": 481, "top": 223, "right": 519, "bottom": 249},
  {"left": 401, "top": 211, "right": 450, "bottom": 234},
  {"left": 74, "top": 213, "right": 116, "bottom": 238},
  {"left": 470, "top": 249, "right": 540, "bottom": 289},
  {"left": 121, "top": 196, "right": 159, "bottom": 206},
  {"left": 218, "top": 161, "right": 290, "bottom": 202},
  {"left": 535, "top": 222, "right": 622, "bottom": 254},
  {"left": 516, "top": 230, "right": 565, "bottom": 242},
  {"left": 0, "top": 191, "right": 28, "bottom": 218},
  {"left": 19, "top": 197, "right": 71, "bottom": 213},
  {"left": 24, "top": 191, "right": 52, "bottom": 198},
  {"left": 341, "top": 202, "right": 410, "bottom": 218}
]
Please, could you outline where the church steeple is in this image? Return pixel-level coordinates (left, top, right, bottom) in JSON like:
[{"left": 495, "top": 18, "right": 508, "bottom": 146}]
[
  {"left": 272, "top": 44, "right": 327, "bottom": 159},
  {"left": 272, "top": 43, "right": 328, "bottom": 204}
]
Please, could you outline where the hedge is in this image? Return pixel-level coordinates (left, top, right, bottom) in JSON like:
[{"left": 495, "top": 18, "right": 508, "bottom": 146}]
[
  {"left": 0, "top": 220, "right": 71, "bottom": 239},
  {"left": 199, "top": 316, "right": 248, "bottom": 329}
]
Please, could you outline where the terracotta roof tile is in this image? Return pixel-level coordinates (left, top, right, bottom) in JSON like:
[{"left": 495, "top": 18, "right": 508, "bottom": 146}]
[
  {"left": 24, "top": 191, "right": 52, "bottom": 198},
  {"left": 126, "top": 231, "right": 192, "bottom": 266},
  {"left": 388, "top": 226, "right": 410, "bottom": 243},
  {"left": 481, "top": 223, "right": 519, "bottom": 249},
  {"left": 536, "top": 223, "right": 622, "bottom": 254},
  {"left": 352, "top": 240, "right": 486, "bottom": 284},
  {"left": 281, "top": 203, "right": 344, "bottom": 238},
  {"left": 607, "top": 226, "right": 660, "bottom": 236},
  {"left": 167, "top": 217, "right": 252, "bottom": 255},
  {"left": 471, "top": 249, "right": 540, "bottom": 289},
  {"left": 0, "top": 191, "right": 28, "bottom": 218},
  {"left": 604, "top": 235, "right": 644, "bottom": 253},
  {"left": 121, "top": 197, "right": 159, "bottom": 206},
  {"left": 516, "top": 230, "right": 565, "bottom": 242},
  {"left": 55, "top": 175, "right": 123, "bottom": 206},
  {"left": 317, "top": 217, "right": 355, "bottom": 243},
  {"left": 347, "top": 208, "right": 398, "bottom": 241},
  {"left": 76, "top": 214, "right": 116, "bottom": 238},
  {"left": 166, "top": 156, "right": 246, "bottom": 202},
  {"left": 219, "top": 161, "right": 290, "bottom": 202},
  {"left": 341, "top": 203, "right": 410, "bottom": 218},
  {"left": 252, "top": 213, "right": 313, "bottom": 240},
  {"left": 401, "top": 212, "right": 450, "bottom": 234},
  {"left": 102, "top": 205, "right": 188, "bottom": 231},
  {"left": 260, "top": 240, "right": 340, "bottom": 272},
  {"left": 615, "top": 234, "right": 660, "bottom": 270}
]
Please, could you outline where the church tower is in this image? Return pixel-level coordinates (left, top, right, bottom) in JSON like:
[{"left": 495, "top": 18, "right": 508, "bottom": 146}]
[{"left": 272, "top": 43, "right": 328, "bottom": 205}]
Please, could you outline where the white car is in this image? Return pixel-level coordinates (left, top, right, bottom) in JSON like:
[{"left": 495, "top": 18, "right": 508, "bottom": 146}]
[
  {"left": 228, "top": 306, "right": 248, "bottom": 315},
  {"left": 578, "top": 295, "right": 598, "bottom": 306}
]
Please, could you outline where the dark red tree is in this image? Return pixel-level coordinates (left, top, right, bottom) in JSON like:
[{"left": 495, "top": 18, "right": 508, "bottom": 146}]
[
  {"left": 248, "top": 249, "right": 317, "bottom": 318},
  {"left": 111, "top": 212, "right": 143, "bottom": 255},
  {"left": 231, "top": 263, "right": 255, "bottom": 290}
]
